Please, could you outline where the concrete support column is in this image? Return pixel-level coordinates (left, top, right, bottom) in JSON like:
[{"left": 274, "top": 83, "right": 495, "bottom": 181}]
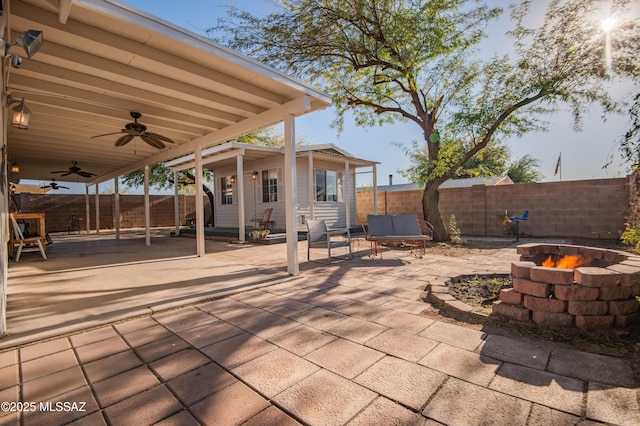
[
  {"left": 344, "top": 160, "right": 350, "bottom": 230},
  {"left": 85, "top": 186, "right": 90, "bottom": 233},
  {"left": 236, "top": 155, "right": 245, "bottom": 242},
  {"left": 372, "top": 164, "right": 378, "bottom": 215},
  {"left": 114, "top": 177, "right": 120, "bottom": 240},
  {"left": 174, "top": 170, "right": 180, "bottom": 236},
  {"left": 308, "top": 152, "right": 314, "bottom": 221},
  {"left": 284, "top": 114, "right": 298, "bottom": 275},
  {"left": 195, "top": 147, "right": 205, "bottom": 257},
  {"left": 144, "top": 166, "right": 150, "bottom": 246},
  {"left": 95, "top": 183, "right": 100, "bottom": 234}
]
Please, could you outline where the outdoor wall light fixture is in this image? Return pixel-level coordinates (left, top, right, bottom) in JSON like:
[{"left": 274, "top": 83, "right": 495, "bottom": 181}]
[
  {"left": 10, "top": 163, "right": 20, "bottom": 174},
  {"left": 230, "top": 175, "right": 236, "bottom": 183},
  {"left": 252, "top": 171, "right": 258, "bottom": 180},
  {"left": 3, "top": 29, "right": 44, "bottom": 68},
  {"left": 5, "top": 96, "right": 31, "bottom": 129}
]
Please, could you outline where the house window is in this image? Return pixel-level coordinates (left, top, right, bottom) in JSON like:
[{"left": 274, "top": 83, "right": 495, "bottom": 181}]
[
  {"left": 315, "top": 169, "right": 343, "bottom": 202},
  {"left": 262, "top": 168, "right": 278, "bottom": 202},
  {"left": 221, "top": 176, "right": 233, "bottom": 205}
]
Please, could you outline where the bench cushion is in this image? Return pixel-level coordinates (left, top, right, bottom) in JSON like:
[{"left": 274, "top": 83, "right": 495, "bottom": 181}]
[
  {"left": 392, "top": 214, "right": 422, "bottom": 236},
  {"left": 367, "top": 215, "right": 394, "bottom": 237}
]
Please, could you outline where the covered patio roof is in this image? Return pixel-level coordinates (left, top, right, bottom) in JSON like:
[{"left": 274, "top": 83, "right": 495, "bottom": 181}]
[{"left": 4, "top": 0, "right": 331, "bottom": 184}]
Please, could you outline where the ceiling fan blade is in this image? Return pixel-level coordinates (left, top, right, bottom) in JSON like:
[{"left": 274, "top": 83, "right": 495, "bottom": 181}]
[
  {"left": 60, "top": 186, "right": 70, "bottom": 189},
  {"left": 115, "top": 134, "right": 135, "bottom": 147},
  {"left": 140, "top": 134, "right": 166, "bottom": 149},
  {"left": 51, "top": 170, "right": 67, "bottom": 174},
  {"left": 78, "top": 171, "right": 96, "bottom": 178},
  {"left": 145, "top": 132, "right": 175, "bottom": 144},
  {"left": 91, "top": 131, "right": 123, "bottom": 138},
  {"left": 61, "top": 172, "right": 72, "bottom": 177}
]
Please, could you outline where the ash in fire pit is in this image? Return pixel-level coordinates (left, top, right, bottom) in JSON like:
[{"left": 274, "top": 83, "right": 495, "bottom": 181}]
[{"left": 493, "top": 243, "right": 640, "bottom": 330}]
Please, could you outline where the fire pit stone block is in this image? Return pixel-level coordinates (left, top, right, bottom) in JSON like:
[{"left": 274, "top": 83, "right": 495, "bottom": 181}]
[
  {"left": 606, "top": 264, "right": 640, "bottom": 286},
  {"left": 567, "top": 300, "right": 609, "bottom": 316},
  {"left": 524, "top": 295, "right": 567, "bottom": 313},
  {"left": 598, "top": 286, "right": 632, "bottom": 301},
  {"left": 516, "top": 243, "right": 546, "bottom": 255},
  {"left": 530, "top": 267, "right": 574, "bottom": 285},
  {"left": 554, "top": 284, "right": 599, "bottom": 301},
  {"left": 511, "top": 261, "right": 537, "bottom": 279},
  {"left": 499, "top": 288, "right": 522, "bottom": 305},
  {"left": 531, "top": 311, "right": 573, "bottom": 327},
  {"left": 575, "top": 315, "right": 614, "bottom": 330},
  {"left": 492, "top": 301, "right": 530, "bottom": 322},
  {"left": 575, "top": 267, "right": 622, "bottom": 287},
  {"left": 609, "top": 300, "right": 640, "bottom": 316},
  {"left": 513, "top": 278, "right": 551, "bottom": 298},
  {"left": 616, "top": 313, "right": 639, "bottom": 328}
]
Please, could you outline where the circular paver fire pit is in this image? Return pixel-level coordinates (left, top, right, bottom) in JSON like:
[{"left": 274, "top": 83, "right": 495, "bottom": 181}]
[{"left": 493, "top": 243, "right": 640, "bottom": 330}]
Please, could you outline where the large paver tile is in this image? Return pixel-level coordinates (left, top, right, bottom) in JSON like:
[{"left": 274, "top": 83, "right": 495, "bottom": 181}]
[
  {"left": 419, "top": 321, "right": 485, "bottom": 351},
  {"left": 424, "top": 377, "right": 531, "bottom": 425},
  {"left": 305, "top": 294, "right": 356, "bottom": 311},
  {"left": 354, "top": 356, "right": 447, "bottom": 411},
  {"left": 419, "top": 343, "right": 501, "bottom": 386},
  {"left": 325, "top": 317, "right": 387, "bottom": 344},
  {"left": 149, "top": 348, "right": 210, "bottom": 381},
  {"left": 489, "top": 363, "right": 584, "bottom": 415},
  {"left": 152, "top": 306, "right": 218, "bottom": 332},
  {"left": 176, "top": 321, "right": 244, "bottom": 348},
  {"left": 0, "top": 368, "right": 17, "bottom": 395},
  {"left": 231, "top": 289, "right": 285, "bottom": 308},
  {"left": 20, "top": 337, "right": 70, "bottom": 362},
  {"left": 154, "top": 409, "right": 199, "bottom": 426},
  {"left": 337, "top": 301, "right": 391, "bottom": 321},
  {"left": 305, "top": 338, "right": 384, "bottom": 379},
  {"left": 167, "top": 362, "right": 237, "bottom": 406},
  {"left": 21, "top": 349, "right": 78, "bottom": 382},
  {"left": 69, "top": 411, "right": 107, "bottom": 426},
  {"left": 479, "top": 334, "right": 550, "bottom": 370},
  {"left": 189, "top": 381, "right": 269, "bottom": 426},
  {"left": 92, "top": 366, "right": 160, "bottom": 407},
  {"left": 70, "top": 327, "right": 118, "bottom": 348},
  {"left": 268, "top": 324, "right": 336, "bottom": 356},
  {"left": 113, "top": 316, "right": 157, "bottom": 334},
  {"left": 23, "top": 385, "right": 99, "bottom": 426},
  {"left": 587, "top": 382, "right": 640, "bottom": 425},
  {"left": 233, "top": 311, "right": 300, "bottom": 338},
  {"left": 83, "top": 350, "right": 142, "bottom": 383},
  {"left": 289, "top": 307, "right": 347, "bottom": 330},
  {"left": 365, "top": 329, "right": 438, "bottom": 362},
  {"left": 200, "top": 332, "right": 277, "bottom": 369},
  {"left": 274, "top": 369, "right": 376, "bottom": 426},
  {"left": 231, "top": 348, "right": 320, "bottom": 398},
  {"left": 134, "top": 334, "right": 190, "bottom": 363},
  {"left": 528, "top": 404, "right": 581, "bottom": 426},
  {"left": 380, "top": 297, "right": 429, "bottom": 314},
  {"left": 0, "top": 351, "right": 16, "bottom": 369},
  {"left": 120, "top": 324, "right": 174, "bottom": 348},
  {"left": 104, "top": 385, "right": 181, "bottom": 426},
  {"left": 197, "top": 298, "right": 257, "bottom": 321},
  {"left": 243, "top": 406, "right": 301, "bottom": 426},
  {"left": 74, "top": 336, "right": 129, "bottom": 364},
  {"left": 348, "top": 396, "right": 428, "bottom": 426},
  {"left": 548, "top": 348, "right": 635, "bottom": 387},
  {"left": 262, "top": 298, "right": 315, "bottom": 317},
  {"left": 22, "top": 365, "right": 86, "bottom": 402},
  {"left": 373, "top": 310, "right": 434, "bottom": 334}
]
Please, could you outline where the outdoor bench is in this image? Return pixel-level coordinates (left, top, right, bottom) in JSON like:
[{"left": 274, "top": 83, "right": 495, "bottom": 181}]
[{"left": 362, "top": 214, "right": 434, "bottom": 258}]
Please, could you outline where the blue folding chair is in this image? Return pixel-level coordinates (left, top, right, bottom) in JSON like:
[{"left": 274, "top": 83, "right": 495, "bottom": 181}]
[{"left": 508, "top": 210, "right": 529, "bottom": 242}]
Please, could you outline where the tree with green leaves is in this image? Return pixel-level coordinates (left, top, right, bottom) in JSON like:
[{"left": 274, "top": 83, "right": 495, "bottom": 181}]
[{"left": 213, "top": 0, "right": 639, "bottom": 241}]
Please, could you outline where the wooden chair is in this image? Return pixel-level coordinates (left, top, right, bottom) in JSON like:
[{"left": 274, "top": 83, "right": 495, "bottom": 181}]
[
  {"left": 250, "top": 208, "right": 274, "bottom": 230},
  {"left": 306, "top": 219, "right": 351, "bottom": 264},
  {"left": 10, "top": 213, "right": 46, "bottom": 261}
]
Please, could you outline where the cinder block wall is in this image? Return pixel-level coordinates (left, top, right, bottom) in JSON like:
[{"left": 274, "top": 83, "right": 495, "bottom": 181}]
[
  {"left": 357, "top": 178, "right": 629, "bottom": 239},
  {"left": 15, "top": 194, "right": 210, "bottom": 232}
]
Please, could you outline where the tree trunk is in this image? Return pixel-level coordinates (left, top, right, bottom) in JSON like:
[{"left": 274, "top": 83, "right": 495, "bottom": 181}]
[
  {"left": 184, "top": 172, "right": 215, "bottom": 227},
  {"left": 422, "top": 181, "right": 449, "bottom": 242}
]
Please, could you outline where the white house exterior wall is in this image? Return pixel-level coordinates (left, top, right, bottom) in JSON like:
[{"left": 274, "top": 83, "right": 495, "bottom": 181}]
[{"left": 211, "top": 155, "right": 357, "bottom": 230}]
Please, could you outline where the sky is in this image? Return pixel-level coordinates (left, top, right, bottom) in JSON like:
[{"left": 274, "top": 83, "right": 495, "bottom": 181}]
[{"left": 29, "top": 0, "right": 638, "bottom": 193}]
